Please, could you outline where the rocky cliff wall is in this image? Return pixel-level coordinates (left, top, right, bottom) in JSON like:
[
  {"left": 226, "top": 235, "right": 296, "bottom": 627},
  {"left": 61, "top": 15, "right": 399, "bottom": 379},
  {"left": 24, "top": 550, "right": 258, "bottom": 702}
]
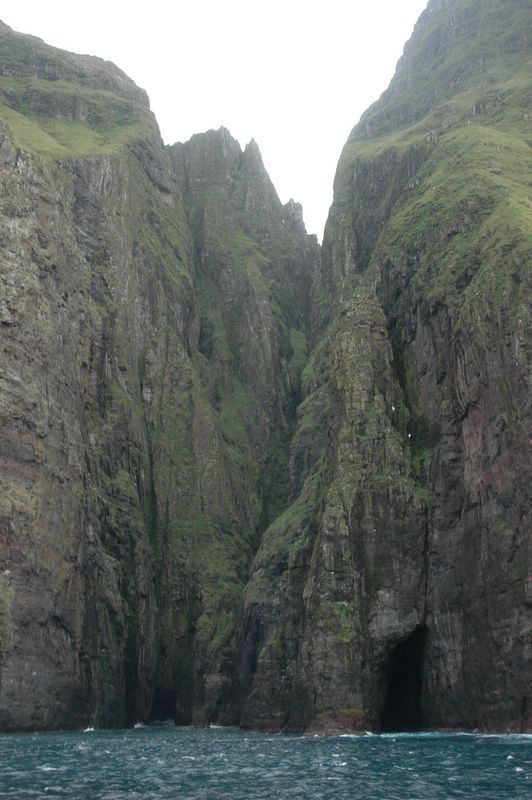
[
  {"left": 0, "top": 0, "right": 530, "bottom": 734},
  {"left": 0, "top": 21, "right": 317, "bottom": 730},
  {"left": 239, "top": 0, "right": 531, "bottom": 733}
]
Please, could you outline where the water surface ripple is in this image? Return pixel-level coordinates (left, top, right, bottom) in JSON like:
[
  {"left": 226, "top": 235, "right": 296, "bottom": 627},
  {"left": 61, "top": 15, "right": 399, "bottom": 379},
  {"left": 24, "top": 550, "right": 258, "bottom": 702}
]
[{"left": 1, "top": 725, "right": 530, "bottom": 798}]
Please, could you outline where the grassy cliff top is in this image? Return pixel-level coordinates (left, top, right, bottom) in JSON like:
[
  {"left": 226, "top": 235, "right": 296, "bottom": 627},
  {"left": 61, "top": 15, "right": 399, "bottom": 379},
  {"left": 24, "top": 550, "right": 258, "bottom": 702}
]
[
  {"left": 333, "top": 0, "right": 531, "bottom": 244},
  {"left": 0, "top": 20, "right": 156, "bottom": 158},
  {"left": 349, "top": 0, "right": 531, "bottom": 144}
]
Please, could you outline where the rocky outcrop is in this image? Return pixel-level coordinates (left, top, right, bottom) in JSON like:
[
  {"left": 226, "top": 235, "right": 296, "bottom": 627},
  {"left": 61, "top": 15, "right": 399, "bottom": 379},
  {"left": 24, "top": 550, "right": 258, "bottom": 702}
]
[{"left": 239, "top": 0, "right": 531, "bottom": 733}]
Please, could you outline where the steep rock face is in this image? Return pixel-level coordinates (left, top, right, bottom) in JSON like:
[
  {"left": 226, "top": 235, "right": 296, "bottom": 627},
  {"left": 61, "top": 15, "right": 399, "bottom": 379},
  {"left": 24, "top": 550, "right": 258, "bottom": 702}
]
[
  {"left": 0, "top": 22, "right": 316, "bottom": 730},
  {"left": 163, "top": 129, "right": 317, "bottom": 726},
  {"left": 0, "top": 26, "right": 173, "bottom": 728},
  {"left": 0, "top": 36, "right": 195, "bottom": 727},
  {"left": 239, "top": 0, "right": 531, "bottom": 733}
]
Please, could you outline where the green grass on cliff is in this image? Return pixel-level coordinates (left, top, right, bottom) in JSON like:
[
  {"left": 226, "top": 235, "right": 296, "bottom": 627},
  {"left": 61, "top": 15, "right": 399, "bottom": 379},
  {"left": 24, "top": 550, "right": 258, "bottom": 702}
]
[
  {"left": 335, "top": 36, "right": 531, "bottom": 315},
  {"left": 0, "top": 77, "right": 149, "bottom": 157},
  {"left": 350, "top": 0, "right": 532, "bottom": 144},
  {"left": 318, "top": 0, "right": 532, "bottom": 528},
  {"left": 0, "top": 102, "right": 144, "bottom": 158},
  {"left": 378, "top": 119, "right": 532, "bottom": 312},
  {"left": 247, "top": 470, "right": 322, "bottom": 600},
  {"left": 0, "top": 580, "right": 14, "bottom": 659}
]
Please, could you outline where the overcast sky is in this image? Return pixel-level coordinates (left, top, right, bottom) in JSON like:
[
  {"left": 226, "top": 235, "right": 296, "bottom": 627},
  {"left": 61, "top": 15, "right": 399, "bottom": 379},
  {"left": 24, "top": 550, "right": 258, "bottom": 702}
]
[{"left": 2, "top": 0, "right": 428, "bottom": 238}]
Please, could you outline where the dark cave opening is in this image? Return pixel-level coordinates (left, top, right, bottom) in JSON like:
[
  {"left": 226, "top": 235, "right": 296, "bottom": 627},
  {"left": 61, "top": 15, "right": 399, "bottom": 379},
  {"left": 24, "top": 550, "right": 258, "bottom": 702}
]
[
  {"left": 381, "top": 626, "right": 427, "bottom": 732},
  {"left": 150, "top": 687, "right": 178, "bottom": 723}
]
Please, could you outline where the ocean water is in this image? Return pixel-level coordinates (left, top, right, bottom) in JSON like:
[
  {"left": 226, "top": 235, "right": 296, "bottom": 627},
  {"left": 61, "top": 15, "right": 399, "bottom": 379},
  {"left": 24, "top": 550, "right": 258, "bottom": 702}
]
[{"left": 0, "top": 725, "right": 530, "bottom": 799}]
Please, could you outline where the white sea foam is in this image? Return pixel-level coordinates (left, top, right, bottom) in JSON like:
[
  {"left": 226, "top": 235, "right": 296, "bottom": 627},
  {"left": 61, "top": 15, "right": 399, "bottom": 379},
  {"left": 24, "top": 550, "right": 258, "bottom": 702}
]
[
  {"left": 134, "top": 722, "right": 146, "bottom": 728},
  {"left": 3, "top": 723, "right": 529, "bottom": 798},
  {"left": 83, "top": 727, "right": 95, "bottom": 733}
]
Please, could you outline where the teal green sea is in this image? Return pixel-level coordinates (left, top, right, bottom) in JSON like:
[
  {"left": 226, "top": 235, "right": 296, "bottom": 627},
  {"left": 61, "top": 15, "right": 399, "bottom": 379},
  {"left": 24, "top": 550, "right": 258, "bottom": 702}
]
[{"left": 1, "top": 726, "right": 530, "bottom": 799}]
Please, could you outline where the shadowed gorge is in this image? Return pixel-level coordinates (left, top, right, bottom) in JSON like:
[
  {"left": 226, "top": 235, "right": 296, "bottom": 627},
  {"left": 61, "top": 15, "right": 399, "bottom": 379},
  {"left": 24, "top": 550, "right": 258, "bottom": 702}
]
[{"left": 0, "top": 0, "right": 530, "bottom": 735}]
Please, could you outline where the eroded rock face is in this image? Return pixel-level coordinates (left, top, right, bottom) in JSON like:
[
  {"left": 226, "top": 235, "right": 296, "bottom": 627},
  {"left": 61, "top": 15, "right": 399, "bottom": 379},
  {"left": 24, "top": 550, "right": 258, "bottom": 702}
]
[
  {"left": 239, "top": 0, "right": 531, "bottom": 734},
  {"left": 0, "top": 137, "right": 166, "bottom": 730}
]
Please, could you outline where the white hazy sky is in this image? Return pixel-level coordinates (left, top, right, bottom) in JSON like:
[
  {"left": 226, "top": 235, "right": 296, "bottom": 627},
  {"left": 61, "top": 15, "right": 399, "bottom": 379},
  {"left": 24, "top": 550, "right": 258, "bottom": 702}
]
[{"left": 1, "top": 0, "right": 428, "bottom": 238}]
